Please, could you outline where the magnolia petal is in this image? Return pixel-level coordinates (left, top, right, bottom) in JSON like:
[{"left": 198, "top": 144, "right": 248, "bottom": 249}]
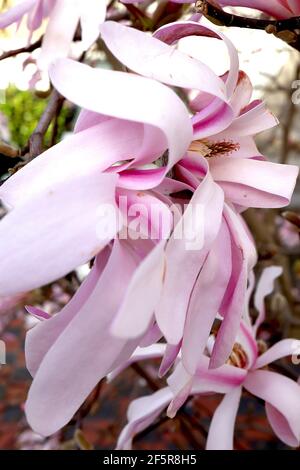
[
  {"left": 229, "top": 71, "right": 253, "bottom": 117},
  {"left": 118, "top": 168, "right": 166, "bottom": 191},
  {"left": 155, "top": 160, "right": 224, "bottom": 345},
  {"left": 117, "top": 388, "right": 173, "bottom": 450},
  {"left": 139, "top": 322, "right": 163, "bottom": 347},
  {"left": 0, "top": 0, "right": 36, "bottom": 29},
  {"left": 154, "top": 21, "right": 240, "bottom": 137},
  {"left": 227, "top": 100, "right": 278, "bottom": 137},
  {"left": 210, "top": 205, "right": 256, "bottom": 369},
  {"left": 244, "top": 370, "right": 300, "bottom": 447},
  {"left": 0, "top": 119, "right": 142, "bottom": 209},
  {"left": 25, "top": 248, "right": 111, "bottom": 376},
  {"left": 25, "top": 240, "right": 142, "bottom": 435},
  {"left": 210, "top": 158, "right": 299, "bottom": 208},
  {"left": 110, "top": 240, "right": 167, "bottom": 339},
  {"left": 27, "top": 0, "right": 44, "bottom": 31},
  {"left": 108, "top": 344, "right": 166, "bottom": 382},
  {"left": 159, "top": 342, "right": 181, "bottom": 377},
  {"left": 154, "top": 20, "right": 239, "bottom": 98},
  {"left": 38, "top": 0, "right": 81, "bottom": 70},
  {"left": 206, "top": 386, "right": 242, "bottom": 450},
  {"left": 182, "top": 220, "right": 232, "bottom": 375},
  {"left": 100, "top": 21, "right": 226, "bottom": 100},
  {"left": 49, "top": 58, "right": 192, "bottom": 169},
  {"left": 0, "top": 171, "right": 118, "bottom": 296},
  {"left": 74, "top": 110, "right": 110, "bottom": 133},
  {"left": 25, "top": 306, "right": 51, "bottom": 321},
  {"left": 79, "top": 0, "right": 106, "bottom": 49},
  {"left": 254, "top": 338, "right": 300, "bottom": 370}
]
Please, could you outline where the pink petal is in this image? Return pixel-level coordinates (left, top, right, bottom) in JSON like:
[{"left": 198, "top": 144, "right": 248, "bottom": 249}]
[
  {"left": 117, "top": 388, "right": 173, "bottom": 450},
  {"left": 227, "top": 100, "right": 278, "bottom": 137},
  {"left": 79, "top": 0, "right": 107, "bottom": 49},
  {"left": 210, "top": 205, "right": 256, "bottom": 368},
  {"left": 0, "top": 0, "right": 36, "bottom": 29},
  {"left": 100, "top": 21, "right": 226, "bottom": 100},
  {"left": 25, "top": 247, "right": 111, "bottom": 376},
  {"left": 210, "top": 158, "right": 299, "bottom": 208},
  {"left": 110, "top": 240, "right": 167, "bottom": 338},
  {"left": 182, "top": 219, "right": 232, "bottom": 375},
  {"left": 155, "top": 160, "right": 224, "bottom": 345},
  {"left": 25, "top": 306, "right": 51, "bottom": 321},
  {"left": 254, "top": 338, "right": 300, "bottom": 370},
  {"left": 159, "top": 342, "right": 181, "bottom": 377},
  {"left": 244, "top": 370, "right": 300, "bottom": 447},
  {"left": 0, "top": 171, "right": 118, "bottom": 296},
  {"left": 49, "top": 58, "right": 192, "bottom": 169},
  {"left": 108, "top": 344, "right": 166, "bottom": 382},
  {"left": 154, "top": 20, "right": 239, "bottom": 98},
  {"left": 206, "top": 386, "right": 242, "bottom": 450},
  {"left": 38, "top": 0, "right": 81, "bottom": 70},
  {"left": 25, "top": 240, "right": 143, "bottom": 435},
  {"left": 0, "top": 119, "right": 141, "bottom": 209}
]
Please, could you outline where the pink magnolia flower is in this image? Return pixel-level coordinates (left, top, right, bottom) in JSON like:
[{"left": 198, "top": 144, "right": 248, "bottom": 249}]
[
  {"left": 0, "top": 0, "right": 106, "bottom": 69},
  {"left": 115, "top": 267, "right": 300, "bottom": 450}
]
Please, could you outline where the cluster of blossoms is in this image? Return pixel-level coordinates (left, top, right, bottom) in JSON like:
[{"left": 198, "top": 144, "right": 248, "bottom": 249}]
[{"left": 0, "top": 0, "right": 300, "bottom": 450}]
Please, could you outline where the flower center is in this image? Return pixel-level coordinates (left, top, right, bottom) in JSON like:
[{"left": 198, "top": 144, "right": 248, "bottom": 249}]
[
  {"left": 226, "top": 342, "right": 248, "bottom": 369},
  {"left": 189, "top": 139, "right": 240, "bottom": 158}
]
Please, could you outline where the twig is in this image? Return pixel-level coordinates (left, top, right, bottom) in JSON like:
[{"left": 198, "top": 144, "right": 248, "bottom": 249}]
[
  {"left": 0, "top": 37, "right": 42, "bottom": 61},
  {"left": 26, "top": 88, "right": 64, "bottom": 159}
]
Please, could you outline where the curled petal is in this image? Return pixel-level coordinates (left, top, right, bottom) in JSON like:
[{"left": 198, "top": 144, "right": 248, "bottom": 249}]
[
  {"left": 117, "top": 388, "right": 173, "bottom": 450},
  {"left": 254, "top": 338, "right": 300, "bottom": 370},
  {"left": 244, "top": 370, "right": 300, "bottom": 447},
  {"left": 100, "top": 21, "right": 226, "bottom": 100},
  {"left": 206, "top": 386, "right": 242, "bottom": 450},
  {"left": 210, "top": 158, "right": 298, "bottom": 209}
]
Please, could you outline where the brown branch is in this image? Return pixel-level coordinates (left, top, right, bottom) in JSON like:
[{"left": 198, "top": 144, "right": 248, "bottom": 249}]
[
  {"left": 26, "top": 88, "right": 64, "bottom": 160},
  {"left": 196, "top": 1, "right": 300, "bottom": 51},
  {"left": 0, "top": 36, "right": 42, "bottom": 61}
]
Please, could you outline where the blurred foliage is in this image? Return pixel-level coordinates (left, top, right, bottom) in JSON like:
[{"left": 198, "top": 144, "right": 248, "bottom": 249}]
[{"left": 0, "top": 85, "right": 72, "bottom": 149}]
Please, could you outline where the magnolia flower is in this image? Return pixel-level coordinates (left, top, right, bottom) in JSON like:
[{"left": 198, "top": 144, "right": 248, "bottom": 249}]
[
  {"left": 115, "top": 267, "right": 300, "bottom": 450},
  {"left": 0, "top": 0, "right": 106, "bottom": 69}
]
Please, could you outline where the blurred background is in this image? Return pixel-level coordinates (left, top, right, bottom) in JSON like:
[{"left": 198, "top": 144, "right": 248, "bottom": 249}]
[{"left": 0, "top": 1, "right": 299, "bottom": 450}]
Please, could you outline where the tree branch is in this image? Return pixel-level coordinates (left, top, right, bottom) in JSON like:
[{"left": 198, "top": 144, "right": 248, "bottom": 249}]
[
  {"left": 0, "top": 36, "right": 42, "bottom": 61},
  {"left": 26, "top": 88, "right": 64, "bottom": 160}
]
